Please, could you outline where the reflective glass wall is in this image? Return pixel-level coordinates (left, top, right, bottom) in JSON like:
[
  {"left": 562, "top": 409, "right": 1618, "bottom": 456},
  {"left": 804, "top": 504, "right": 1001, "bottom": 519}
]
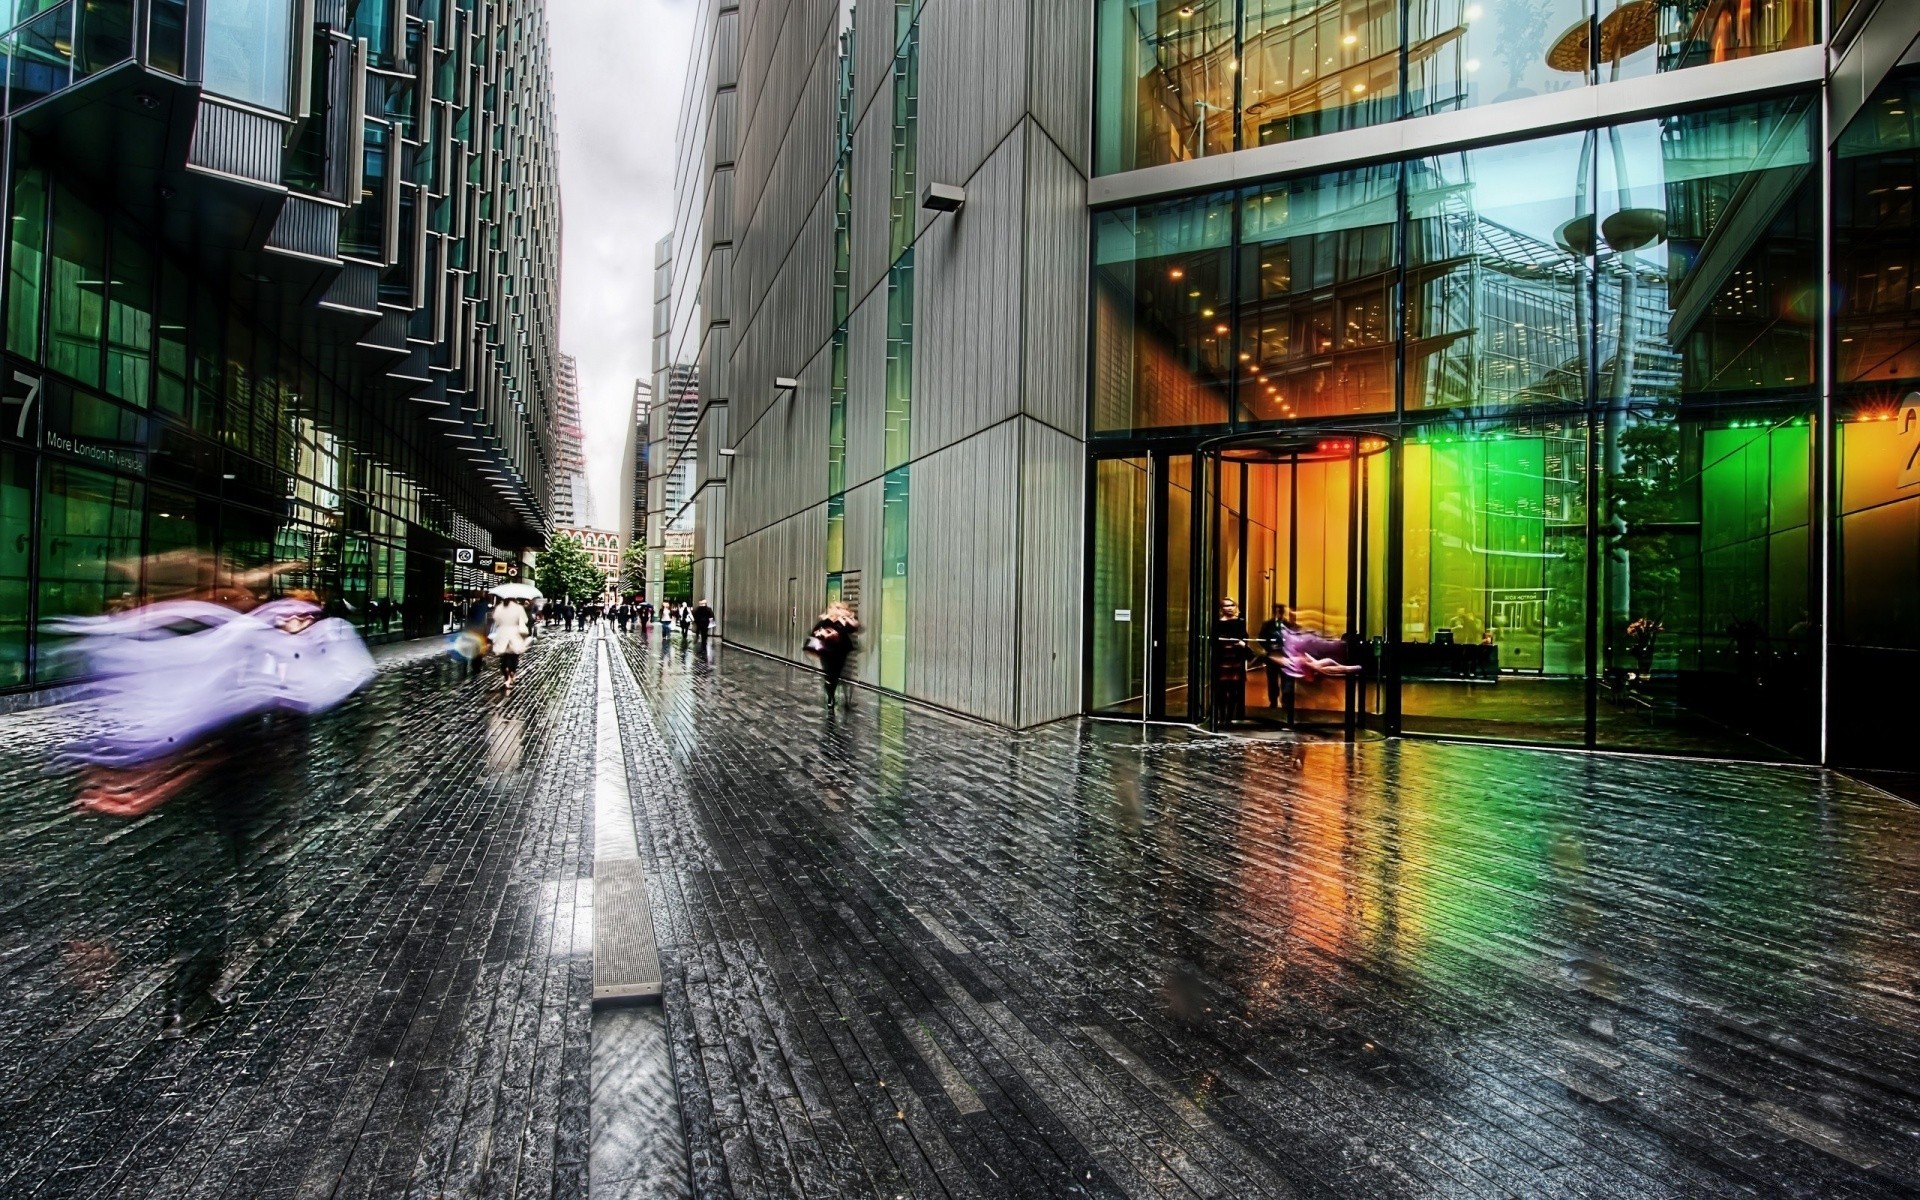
[
  {"left": 1090, "top": 93, "right": 1822, "bottom": 758},
  {"left": 1832, "top": 65, "right": 1920, "bottom": 773},
  {"left": 1096, "top": 0, "right": 1819, "bottom": 174}
]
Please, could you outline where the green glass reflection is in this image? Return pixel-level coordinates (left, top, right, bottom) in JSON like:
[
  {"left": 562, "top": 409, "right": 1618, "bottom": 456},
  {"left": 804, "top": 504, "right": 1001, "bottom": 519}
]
[
  {"left": 880, "top": 466, "right": 909, "bottom": 692},
  {"left": 48, "top": 183, "right": 104, "bottom": 387},
  {"left": 36, "top": 461, "right": 142, "bottom": 681},
  {"left": 887, "top": 19, "right": 918, "bottom": 261},
  {"left": 1092, "top": 193, "right": 1234, "bottom": 433},
  {"left": 7, "top": 163, "right": 45, "bottom": 362},
  {"left": 1401, "top": 416, "right": 1589, "bottom": 742},
  {"left": 1092, "top": 456, "right": 1148, "bottom": 712},
  {"left": 825, "top": 492, "right": 845, "bottom": 574},
  {"left": 106, "top": 227, "right": 151, "bottom": 408},
  {"left": 0, "top": 450, "right": 31, "bottom": 687},
  {"left": 884, "top": 250, "right": 914, "bottom": 470},
  {"left": 1239, "top": 166, "right": 1399, "bottom": 421}
]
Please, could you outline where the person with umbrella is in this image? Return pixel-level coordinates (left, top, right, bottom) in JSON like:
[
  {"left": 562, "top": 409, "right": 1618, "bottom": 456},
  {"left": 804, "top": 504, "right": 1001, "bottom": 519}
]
[{"left": 487, "top": 583, "right": 541, "bottom": 692}]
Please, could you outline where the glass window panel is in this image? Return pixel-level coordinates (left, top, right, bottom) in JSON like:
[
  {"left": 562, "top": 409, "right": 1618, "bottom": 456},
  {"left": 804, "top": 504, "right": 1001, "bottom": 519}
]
[
  {"left": 47, "top": 183, "right": 104, "bottom": 387},
  {"left": 1241, "top": 0, "right": 1401, "bottom": 147},
  {"left": 35, "top": 461, "right": 142, "bottom": 681},
  {"left": 879, "top": 465, "right": 909, "bottom": 692},
  {"left": 1605, "top": 99, "right": 1817, "bottom": 411},
  {"left": 73, "top": 0, "right": 133, "bottom": 77},
  {"left": 1406, "top": 0, "right": 1591, "bottom": 117},
  {"left": 0, "top": 449, "right": 31, "bottom": 688},
  {"left": 7, "top": 163, "right": 46, "bottom": 362},
  {"left": 1095, "top": 0, "right": 1235, "bottom": 174},
  {"left": 106, "top": 226, "right": 152, "bottom": 407},
  {"left": 202, "top": 0, "right": 293, "bottom": 112},
  {"left": 1239, "top": 165, "right": 1400, "bottom": 420},
  {"left": 1405, "top": 132, "right": 1593, "bottom": 413},
  {"left": 8, "top": 4, "right": 74, "bottom": 109},
  {"left": 1092, "top": 456, "right": 1149, "bottom": 713},
  {"left": 1092, "top": 192, "right": 1234, "bottom": 433},
  {"left": 1601, "top": 0, "right": 1815, "bottom": 81},
  {"left": 1400, "top": 414, "right": 1590, "bottom": 743}
]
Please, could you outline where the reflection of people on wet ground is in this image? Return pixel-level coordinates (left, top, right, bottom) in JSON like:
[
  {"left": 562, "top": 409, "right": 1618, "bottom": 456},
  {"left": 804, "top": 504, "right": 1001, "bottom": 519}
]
[
  {"left": 806, "top": 604, "right": 860, "bottom": 704},
  {"left": 1214, "top": 598, "right": 1249, "bottom": 722},
  {"left": 488, "top": 598, "right": 532, "bottom": 692},
  {"left": 692, "top": 599, "right": 714, "bottom": 645}
]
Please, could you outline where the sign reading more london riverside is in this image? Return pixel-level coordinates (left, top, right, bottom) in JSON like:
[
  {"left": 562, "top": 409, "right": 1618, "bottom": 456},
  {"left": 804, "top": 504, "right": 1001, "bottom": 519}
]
[{"left": 45, "top": 429, "right": 145, "bottom": 476}]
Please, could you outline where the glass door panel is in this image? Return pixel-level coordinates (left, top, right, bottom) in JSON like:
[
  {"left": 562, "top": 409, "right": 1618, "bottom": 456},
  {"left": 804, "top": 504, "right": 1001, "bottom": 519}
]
[{"left": 1091, "top": 456, "right": 1149, "bottom": 714}]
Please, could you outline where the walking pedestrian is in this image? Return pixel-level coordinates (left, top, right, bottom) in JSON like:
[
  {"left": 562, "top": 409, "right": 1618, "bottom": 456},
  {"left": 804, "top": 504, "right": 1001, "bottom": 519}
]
[
  {"left": 692, "top": 598, "right": 714, "bottom": 645},
  {"left": 462, "top": 593, "right": 492, "bottom": 680},
  {"left": 805, "top": 604, "right": 860, "bottom": 704},
  {"left": 488, "top": 597, "right": 532, "bottom": 692}
]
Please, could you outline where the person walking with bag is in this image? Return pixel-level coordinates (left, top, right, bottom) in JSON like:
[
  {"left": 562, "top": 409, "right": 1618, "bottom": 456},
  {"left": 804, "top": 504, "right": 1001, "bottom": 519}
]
[{"left": 805, "top": 604, "right": 860, "bottom": 704}]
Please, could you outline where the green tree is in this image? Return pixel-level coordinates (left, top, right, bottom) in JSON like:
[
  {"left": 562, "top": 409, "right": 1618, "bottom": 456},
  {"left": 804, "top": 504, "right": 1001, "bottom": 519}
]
[
  {"left": 535, "top": 533, "right": 606, "bottom": 604},
  {"left": 619, "top": 544, "right": 648, "bottom": 599},
  {"left": 662, "top": 554, "right": 693, "bottom": 603}
]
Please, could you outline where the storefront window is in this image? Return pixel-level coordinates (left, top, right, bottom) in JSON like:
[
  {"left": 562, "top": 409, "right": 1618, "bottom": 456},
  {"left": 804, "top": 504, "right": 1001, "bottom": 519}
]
[
  {"left": 36, "top": 461, "right": 142, "bottom": 681},
  {"left": 1238, "top": 165, "right": 1399, "bottom": 421},
  {"left": 7, "top": 163, "right": 45, "bottom": 362},
  {"left": 1092, "top": 192, "right": 1234, "bottom": 433},
  {"left": 1400, "top": 414, "right": 1591, "bottom": 743}
]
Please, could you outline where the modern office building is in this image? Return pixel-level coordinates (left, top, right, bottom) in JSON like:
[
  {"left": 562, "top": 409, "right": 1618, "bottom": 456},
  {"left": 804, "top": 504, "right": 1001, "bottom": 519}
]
[
  {"left": 0, "top": 0, "right": 563, "bottom": 692},
  {"left": 692, "top": 0, "right": 1920, "bottom": 773},
  {"left": 549, "top": 351, "right": 590, "bottom": 526}
]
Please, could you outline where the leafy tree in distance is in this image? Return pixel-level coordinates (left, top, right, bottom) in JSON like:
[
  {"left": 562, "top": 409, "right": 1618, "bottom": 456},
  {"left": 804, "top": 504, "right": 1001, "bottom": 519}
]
[
  {"left": 662, "top": 554, "right": 693, "bottom": 603},
  {"left": 535, "top": 533, "right": 606, "bottom": 604},
  {"left": 619, "top": 545, "right": 648, "bottom": 599}
]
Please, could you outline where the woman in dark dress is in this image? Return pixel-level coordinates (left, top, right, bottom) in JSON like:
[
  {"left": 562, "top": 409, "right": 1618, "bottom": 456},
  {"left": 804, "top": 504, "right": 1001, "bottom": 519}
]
[{"left": 1214, "top": 598, "right": 1250, "bottom": 723}]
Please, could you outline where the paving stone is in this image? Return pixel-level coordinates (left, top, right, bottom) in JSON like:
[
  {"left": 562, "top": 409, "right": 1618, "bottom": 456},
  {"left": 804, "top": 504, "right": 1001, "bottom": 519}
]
[
  {"left": 610, "top": 636, "right": 1920, "bottom": 1199},
  {"left": 0, "top": 632, "right": 600, "bottom": 1199}
]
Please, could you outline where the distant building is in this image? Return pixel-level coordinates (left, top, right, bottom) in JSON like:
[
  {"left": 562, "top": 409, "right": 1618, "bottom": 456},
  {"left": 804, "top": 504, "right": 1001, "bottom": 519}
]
[
  {"left": 555, "top": 526, "right": 622, "bottom": 601},
  {"left": 551, "top": 354, "right": 592, "bottom": 527},
  {"left": 620, "top": 378, "right": 651, "bottom": 557}
]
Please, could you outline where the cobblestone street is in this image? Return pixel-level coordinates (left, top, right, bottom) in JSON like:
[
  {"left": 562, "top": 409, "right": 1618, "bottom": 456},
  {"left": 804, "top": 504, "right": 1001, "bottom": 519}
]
[{"left": 5, "top": 629, "right": 1920, "bottom": 1197}]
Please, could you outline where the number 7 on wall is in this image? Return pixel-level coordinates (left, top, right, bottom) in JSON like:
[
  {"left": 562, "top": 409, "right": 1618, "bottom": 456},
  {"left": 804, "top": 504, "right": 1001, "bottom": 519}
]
[{"left": 2, "top": 370, "right": 40, "bottom": 441}]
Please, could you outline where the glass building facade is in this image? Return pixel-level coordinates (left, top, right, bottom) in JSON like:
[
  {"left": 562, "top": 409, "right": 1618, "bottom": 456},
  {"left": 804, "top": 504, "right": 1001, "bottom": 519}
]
[
  {"left": 0, "top": 0, "right": 561, "bottom": 695},
  {"left": 1089, "top": 6, "right": 1917, "bottom": 767}
]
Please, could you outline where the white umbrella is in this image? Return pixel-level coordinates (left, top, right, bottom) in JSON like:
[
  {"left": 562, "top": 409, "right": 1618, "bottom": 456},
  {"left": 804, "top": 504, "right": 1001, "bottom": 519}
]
[{"left": 490, "top": 582, "right": 542, "bottom": 600}]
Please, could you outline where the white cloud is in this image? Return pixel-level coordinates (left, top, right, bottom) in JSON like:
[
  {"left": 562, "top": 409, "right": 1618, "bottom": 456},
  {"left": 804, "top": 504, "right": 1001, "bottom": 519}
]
[{"left": 549, "top": 0, "right": 695, "bottom": 530}]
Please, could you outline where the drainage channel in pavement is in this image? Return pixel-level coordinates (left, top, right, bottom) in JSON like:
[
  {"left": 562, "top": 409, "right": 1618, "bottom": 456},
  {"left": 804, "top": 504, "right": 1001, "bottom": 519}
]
[{"left": 589, "top": 630, "right": 689, "bottom": 1199}]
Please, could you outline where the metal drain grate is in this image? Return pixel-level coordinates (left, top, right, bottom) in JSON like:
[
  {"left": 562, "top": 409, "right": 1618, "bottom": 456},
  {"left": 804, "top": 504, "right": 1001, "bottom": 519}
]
[{"left": 594, "top": 858, "right": 661, "bottom": 1003}]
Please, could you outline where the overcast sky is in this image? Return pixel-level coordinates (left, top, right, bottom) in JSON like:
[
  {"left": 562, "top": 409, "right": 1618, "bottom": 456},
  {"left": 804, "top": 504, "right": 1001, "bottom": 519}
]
[{"left": 549, "top": 0, "right": 695, "bottom": 530}]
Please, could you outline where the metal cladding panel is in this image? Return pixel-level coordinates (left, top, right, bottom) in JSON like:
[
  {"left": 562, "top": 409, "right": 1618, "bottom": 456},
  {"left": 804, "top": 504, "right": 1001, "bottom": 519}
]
[
  {"left": 697, "top": 403, "right": 731, "bottom": 488},
  {"left": 712, "top": 85, "right": 739, "bottom": 173},
  {"left": 1028, "top": 0, "right": 1093, "bottom": 177},
  {"left": 320, "top": 261, "right": 381, "bottom": 314},
  {"left": 732, "top": 32, "right": 837, "bottom": 340},
  {"left": 264, "top": 196, "right": 342, "bottom": 261},
  {"left": 705, "top": 241, "right": 734, "bottom": 324},
  {"left": 722, "top": 503, "right": 825, "bottom": 659},
  {"left": 915, "top": 0, "right": 1028, "bottom": 242},
  {"left": 732, "top": 179, "right": 833, "bottom": 439},
  {"left": 729, "top": 334, "right": 829, "bottom": 540},
  {"left": 849, "top": 99, "right": 892, "bottom": 304},
  {"left": 188, "top": 99, "right": 286, "bottom": 185},
  {"left": 1015, "top": 416, "right": 1085, "bottom": 726},
  {"left": 905, "top": 421, "right": 1019, "bottom": 722},
  {"left": 1021, "top": 125, "right": 1089, "bottom": 439},
  {"left": 852, "top": 0, "right": 894, "bottom": 132},
  {"left": 715, "top": 7, "right": 742, "bottom": 90},
  {"left": 707, "top": 166, "right": 736, "bottom": 246},
  {"left": 844, "top": 286, "right": 886, "bottom": 490},
  {"left": 912, "top": 126, "right": 1023, "bottom": 460},
  {"left": 705, "top": 320, "right": 733, "bottom": 404},
  {"left": 843, "top": 474, "right": 883, "bottom": 684}
]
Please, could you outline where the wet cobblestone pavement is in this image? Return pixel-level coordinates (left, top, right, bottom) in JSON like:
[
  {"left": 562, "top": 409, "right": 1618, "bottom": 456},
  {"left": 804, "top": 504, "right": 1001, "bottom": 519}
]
[
  {"left": 0, "top": 635, "right": 599, "bottom": 1199},
  {"left": 8, "top": 628, "right": 1920, "bottom": 1198},
  {"left": 615, "top": 637, "right": 1920, "bottom": 1199}
]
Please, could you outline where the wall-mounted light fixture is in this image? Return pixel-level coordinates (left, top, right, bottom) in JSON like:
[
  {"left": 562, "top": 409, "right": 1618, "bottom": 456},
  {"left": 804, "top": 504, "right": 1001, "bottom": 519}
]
[
  {"left": 774, "top": 376, "right": 799, "bottom": 392},
  {"left": 718, "top": 447, "right": 738, "bottom": 457},
  {"left": 921, "top": 182, "right": 965, "bottom": 213}
]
